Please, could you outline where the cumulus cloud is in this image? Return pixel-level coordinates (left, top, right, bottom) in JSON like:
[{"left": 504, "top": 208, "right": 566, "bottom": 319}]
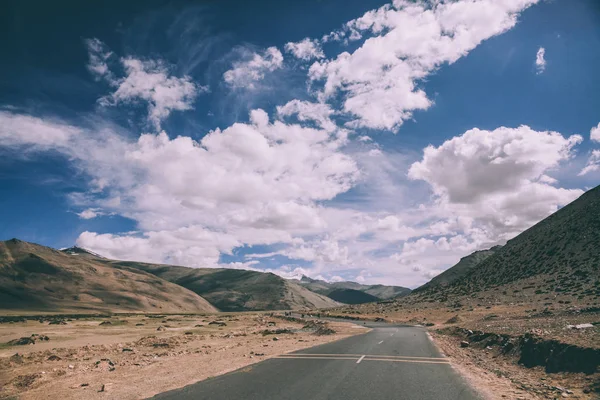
[
  {"left": 309, "top": 0, "right": 539, "bottom": 131},
  {"left": 535, "top": 47, "right": 546, "bottom": 74},
  {"left": 284, "top": 38, "right": 324, "bottom": 61},
  {"left": 223, "top": 47, "right": 283, "bottom": 89},
  {"left": 590, "top": 122, "right": 600, "bottom": 142},
  {"left": 86, "top": 39, "right": 204, "bottom": 130},
  {"left": 408, "top": 125, "right": 583, "bottom": 239}
]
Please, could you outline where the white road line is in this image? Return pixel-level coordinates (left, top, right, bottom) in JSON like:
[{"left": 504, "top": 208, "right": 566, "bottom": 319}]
[
  {"left": 378, "top": 340, "right": 384, "bottom": 344},
  {"left": 356, "top": 355, "right": 365, "bottom": 364},
  {"left": 390, "top": 333, "right": 394, "bottom": 337}
]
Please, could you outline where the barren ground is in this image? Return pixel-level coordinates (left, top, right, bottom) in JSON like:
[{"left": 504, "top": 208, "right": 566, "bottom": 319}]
[{"left": 0, "top": 313, "right": 366, "bottom": 399}]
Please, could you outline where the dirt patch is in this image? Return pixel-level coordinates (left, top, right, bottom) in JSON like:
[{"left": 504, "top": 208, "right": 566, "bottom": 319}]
[{"left": 0, "top": 313, "right": 365, "bottom": 400}]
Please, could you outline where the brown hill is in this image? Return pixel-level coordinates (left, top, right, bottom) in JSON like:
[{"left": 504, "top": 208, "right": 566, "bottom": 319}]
[
  {"left": 412, "top": 185, "right": 600, "bottom": 304},
  {"left": 112, "top": 262, "right": 340, "bottom": 312},
  {"left": 0, "top": 239, "right": 217, "bottom": 314}
]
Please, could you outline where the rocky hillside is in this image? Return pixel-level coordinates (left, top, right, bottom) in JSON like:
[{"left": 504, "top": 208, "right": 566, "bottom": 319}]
[
  {"left": 294, "top": 275, "right": 411, "bottom": 303},
  {"left": 413, "top": 246, "right": 501, "bottom": 292},
  {"left": 413, "top": 185, "right": 600, "bottom": 304},
  {"left": 112, "top": 262, "right": 340, "bottom": 312},
  {"left": 0, "top": 239, "right": 217, "bottom": 314}
]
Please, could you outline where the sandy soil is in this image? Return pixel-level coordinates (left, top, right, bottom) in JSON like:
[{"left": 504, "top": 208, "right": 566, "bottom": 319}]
[{"left": 0, "top": 314, "right": 366, "bottom": 399}]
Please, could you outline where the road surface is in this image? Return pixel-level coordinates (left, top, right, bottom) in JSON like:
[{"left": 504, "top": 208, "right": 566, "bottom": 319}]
[{"left": 152, "top": 321, "right": 481, "bottom": 400}]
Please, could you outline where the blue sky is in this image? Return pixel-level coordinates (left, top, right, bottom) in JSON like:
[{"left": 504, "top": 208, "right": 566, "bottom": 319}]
[{"left": 1, "top": 0, "right": 599, "bottom": 287}]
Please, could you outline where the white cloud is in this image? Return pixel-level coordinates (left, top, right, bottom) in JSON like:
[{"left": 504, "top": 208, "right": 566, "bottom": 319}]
[
  {"left": 0, "top": 111, "right": 81, "bottom": 149},
  {"left": 100, "top": 58, "right": 202, "bottom": 130},
  {"left": 309, "top": 0, "right": 539, "bottom": 131},
  {"left": 578, "top": 150, "right": 600, "bottom": 176},
  {"left": 284, "top": 38, "right": 324, "bottom": 61},
  {"left": 223, "top": 47, "right": 284, "bottom": 89},
  {"left": 86, "top": 39, "right": 204, "bottom": 130},
  {"left": 408, "top": 125, "right": 583, "bottom": 239},
  {"left": 590, "top": 122, "right": 600, "bottom": 142},
  {"left": 276, "top": 100, "right": 336, "bottom": 132},
  {"left": 535, "top": 47, "right": 546, "bottom": 74},
  {"left": 78, "top": 209, "right": 101, "bottom": 219}
]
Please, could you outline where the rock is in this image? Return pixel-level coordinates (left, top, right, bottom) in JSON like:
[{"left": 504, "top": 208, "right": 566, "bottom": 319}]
[
  {"left": 136, "top": 323, "right": 144, "bottom": 326},
  {"left": 566, "top": 323, "right": 594, "bottom": 330},
  {"left": 122, "top": 348, "right": 133, "bottom": 352},
  {"left": 208, "top": 321, "right": 227, "bottom": 327},
  {"left": 68, "top": 364, "right": 74, "bottom": 369},
  {"left": 8, "top": 337, "right": 36, "bottom": 345},
  {"left": 47, "top": 355, "right": 62, "bottom": 361},
  {"left": 272, "top": 337, "right": 279, "bottom": 341},
  {"left": 194, "top": 324, "right": 203, "bottom": 327},
  {"left": 460, "top": 341, "right": 470, "bottom": 348},
  {"left": 80, "top": 383, "right": 89, "bottom": 387},
  {"left": 99, "top": 321, "right": 112, "bottom": 326},
  {"left": 156, "top": 325, "right": 165, "bottom": 331},
  {"left": 99, "top": 383, "right": 112, "bottom": 392}
]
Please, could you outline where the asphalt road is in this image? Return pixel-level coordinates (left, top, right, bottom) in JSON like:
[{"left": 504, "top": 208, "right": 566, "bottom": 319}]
[{"left": 152, "top": 322, "right": 481, "bottom": 400}]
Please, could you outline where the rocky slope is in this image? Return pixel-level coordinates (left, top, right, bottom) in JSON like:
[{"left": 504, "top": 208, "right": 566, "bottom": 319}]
[
  {"left": 413, "top": 246, "right": 501, "bottom": 293},
  {"left": 0, "top": 239, "right": 217, "bottom": 313},
  {"left": 412, "top": 185, "right": 600, "bottom": 304}
]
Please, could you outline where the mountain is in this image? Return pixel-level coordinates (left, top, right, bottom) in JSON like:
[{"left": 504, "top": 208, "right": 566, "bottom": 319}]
[
  {"left": 110, "top": 262, "right": 340, "bottom": 312},
  {"left": 326, "top": 289, "right": 380, "bottom": 304},
  {"left": 61, "top": 246, "right": 106, "bottom": 259},
  {"left": 413, "top": 246, "right": 501, "bottom": 292},
  {"left": 294, "top": 275, "right": 411, "bottom": 303},
  {"left": 0, "top": 239, "right": 217, "bottom": 313},
  {"left": 413, "top": 185, "right": 600, "bottom": 302}
]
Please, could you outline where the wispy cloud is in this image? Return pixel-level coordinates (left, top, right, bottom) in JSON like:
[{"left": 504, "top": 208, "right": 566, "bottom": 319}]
[
  {"left": 535, "top": 47, "right": 546, "bottom": 74},
  {"left": 223, "top": 47, "right": 283, "bottom": 89},
  {"left": 86, "top": 39, "right": 207, "bottom": 130}
]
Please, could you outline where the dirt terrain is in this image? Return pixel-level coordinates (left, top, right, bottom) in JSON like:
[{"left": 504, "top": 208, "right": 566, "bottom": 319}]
[{"left": 0, "top": 313, "right": 365, "bottom": 399}]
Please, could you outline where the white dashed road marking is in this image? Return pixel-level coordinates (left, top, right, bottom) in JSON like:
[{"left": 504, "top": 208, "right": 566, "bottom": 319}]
[
  {"left": 356, "top": 355, "right": 365, "bottom": 364},
  {"left": 378, "top": 340, "right": 384, "bottom": 344}
]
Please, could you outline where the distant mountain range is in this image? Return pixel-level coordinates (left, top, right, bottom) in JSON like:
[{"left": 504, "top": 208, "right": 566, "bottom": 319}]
[
  {"left": 116, "top": 261, "right": 339, "bottom": 312},
  {"left": 291, "top": 275, "right": 411, "bottom": 304},
  {"left": 410, "top": 185, "right": 600, "bottom": 304}
]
